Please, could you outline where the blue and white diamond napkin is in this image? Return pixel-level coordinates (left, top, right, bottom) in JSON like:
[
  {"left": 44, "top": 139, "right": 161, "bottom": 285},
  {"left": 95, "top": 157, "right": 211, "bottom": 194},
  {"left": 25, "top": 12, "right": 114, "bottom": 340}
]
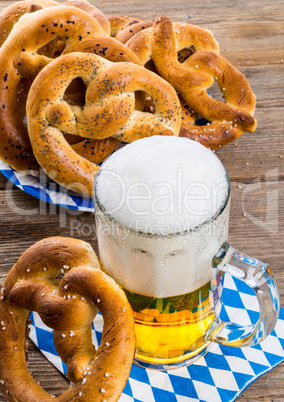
[
  {"left": 29, "top": 274, "right": 284, "bottom": 402},
  {"left": 0, "top": 161, "right": 94, "bottom": 211}
]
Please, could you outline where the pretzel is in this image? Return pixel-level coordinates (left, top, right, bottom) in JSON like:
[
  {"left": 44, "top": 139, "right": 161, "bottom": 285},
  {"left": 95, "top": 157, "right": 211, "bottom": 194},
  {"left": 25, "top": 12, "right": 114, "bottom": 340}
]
[
  {"left": 0, "top": 5, "right": 142, "bottom": 173},
  {"left": 127, "top": 17, "right": 257, "bottom": 148},
  {"left": 0, "top": 237, "right": 136, "bottom": 401},
  {"left": 0, "top": 5, "right": 106, "bottom": 172},
  {"left": 0, "top": 0, "right": 111, "bottom": 49},
  {"left": 108, "top": 15, "right": 139, "bottom": 37},
  {"left": 0, "top": 0, "right": 59, "bottom": 48},
  {"left": 26, "top": 52, "right": 181, "bottom": 195},
  {"left": 126, "top": 17, "right": 219, "bottom": 66},
  {"left": 108, "top": 15, "right": 153, "bottom": 43}
]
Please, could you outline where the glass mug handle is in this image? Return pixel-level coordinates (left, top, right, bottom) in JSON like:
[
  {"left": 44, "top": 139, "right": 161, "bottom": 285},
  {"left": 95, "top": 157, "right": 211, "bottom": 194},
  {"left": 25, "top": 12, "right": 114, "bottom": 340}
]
[{"left": 208, "top": 242, "right": 280, "bottom": 347}]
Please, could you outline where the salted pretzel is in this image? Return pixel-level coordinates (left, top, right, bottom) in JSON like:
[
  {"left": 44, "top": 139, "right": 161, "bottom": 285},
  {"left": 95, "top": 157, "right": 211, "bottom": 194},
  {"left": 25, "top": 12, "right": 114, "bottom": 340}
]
[
  {"left": 127, "top": 16, "right": 257, "bottom": 148},
  {"left": 26, "top": 52, "right": 181, "bottom": 195},
  {"left": 0, "top": 237, "right": 135, "bottom": 401},
  {"left": 0, "top": 5, "right": 141, "bottom": 172}
]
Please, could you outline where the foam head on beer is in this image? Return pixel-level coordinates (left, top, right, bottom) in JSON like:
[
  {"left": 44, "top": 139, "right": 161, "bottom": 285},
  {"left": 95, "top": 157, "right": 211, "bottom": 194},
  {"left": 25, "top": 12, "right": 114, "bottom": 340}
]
[
  {"left": 95, "top": 136, "right": 230, "bottom": 298},
  {"left": 96, "top": 136, "right": 228, "bottom": 235}
]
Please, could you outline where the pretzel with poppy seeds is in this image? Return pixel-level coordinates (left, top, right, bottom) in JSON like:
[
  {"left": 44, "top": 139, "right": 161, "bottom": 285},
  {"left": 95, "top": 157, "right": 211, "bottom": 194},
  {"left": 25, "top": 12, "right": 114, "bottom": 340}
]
[
  {"left": 26, "top": 52, "right": 181, "bottom": 195},
  {"left": 59, "top": 34, "right": 142, "bottom": 164},
  {"left": 127, "top": 16, "right": 257, "bottom": 148},
  {"left": 0, "top": 237, "right": 136, "bottom": 401}
]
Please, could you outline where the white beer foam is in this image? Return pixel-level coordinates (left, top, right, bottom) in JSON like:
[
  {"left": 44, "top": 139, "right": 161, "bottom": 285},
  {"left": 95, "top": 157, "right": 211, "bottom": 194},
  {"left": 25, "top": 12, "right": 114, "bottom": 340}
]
[
  {"left": 96, "top": 136, "right": 228, "bottom": 234},
  {"left": 96, "top": 136, "right": 230, "bottom": 297}
]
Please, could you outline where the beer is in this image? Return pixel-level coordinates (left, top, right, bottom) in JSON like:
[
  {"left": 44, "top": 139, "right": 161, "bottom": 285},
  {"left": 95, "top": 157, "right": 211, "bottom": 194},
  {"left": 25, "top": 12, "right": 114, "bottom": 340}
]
[
  {"left": 123, "top": 272, "right": 223, "bottom": 364},
  {"left": 95, "top": 136, "right": 229, "bottom": 367}
]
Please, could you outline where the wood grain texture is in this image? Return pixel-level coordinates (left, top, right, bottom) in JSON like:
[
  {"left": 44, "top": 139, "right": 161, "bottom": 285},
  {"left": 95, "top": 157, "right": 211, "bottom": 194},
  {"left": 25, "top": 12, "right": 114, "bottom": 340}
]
[{"left": 0, "top": 0, "right": 283, "bottom": 400}]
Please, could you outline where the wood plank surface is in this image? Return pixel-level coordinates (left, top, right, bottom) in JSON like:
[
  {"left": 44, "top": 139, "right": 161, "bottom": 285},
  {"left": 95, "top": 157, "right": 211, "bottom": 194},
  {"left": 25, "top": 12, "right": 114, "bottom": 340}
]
[{"left": 0, "top": 0, "right": 283, "bottom": 400}]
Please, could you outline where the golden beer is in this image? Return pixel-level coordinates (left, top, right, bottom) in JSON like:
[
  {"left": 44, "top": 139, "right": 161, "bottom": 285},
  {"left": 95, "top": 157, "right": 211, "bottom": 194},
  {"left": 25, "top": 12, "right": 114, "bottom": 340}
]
[{"left": 124, "top": 273, "right": 222, "bottom": 365}]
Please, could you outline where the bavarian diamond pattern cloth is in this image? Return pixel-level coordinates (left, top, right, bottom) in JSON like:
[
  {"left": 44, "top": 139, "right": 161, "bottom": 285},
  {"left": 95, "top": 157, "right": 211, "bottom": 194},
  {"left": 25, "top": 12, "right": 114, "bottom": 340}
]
[
  {"left": 29, "top": 274, "right": 284, "bottom": 402},
  {"left": 0, "top": 161, "right": 94, "bottom": 211}
]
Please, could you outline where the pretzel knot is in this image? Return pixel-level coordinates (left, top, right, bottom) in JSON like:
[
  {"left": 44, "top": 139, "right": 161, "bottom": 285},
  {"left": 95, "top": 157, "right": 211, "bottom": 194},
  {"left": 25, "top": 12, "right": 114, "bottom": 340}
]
[
  {"left": 127, "top": 16, "right": 257, "bottom": 149},
  {"left": 0, "top": 237, "right": 136, "bottom": 401},
  {"left": 27, "top": 52, "right": 181, "bottom": 196}
]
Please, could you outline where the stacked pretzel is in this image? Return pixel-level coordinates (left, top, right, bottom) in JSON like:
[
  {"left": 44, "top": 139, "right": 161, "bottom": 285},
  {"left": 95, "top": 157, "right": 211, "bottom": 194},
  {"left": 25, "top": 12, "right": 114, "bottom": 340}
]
[
  {"left": 0, "top": 0, "right": 256, "bottom": 196},
  {"left": 0, "top": 237, "right": 136, "bottom": 401}
]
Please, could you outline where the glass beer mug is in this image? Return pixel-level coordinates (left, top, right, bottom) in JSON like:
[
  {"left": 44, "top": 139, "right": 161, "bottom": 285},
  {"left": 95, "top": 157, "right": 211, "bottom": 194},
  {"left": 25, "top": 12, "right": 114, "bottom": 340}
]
[{"left": 94, "top": 136, "right": 280, "bottom": 369}]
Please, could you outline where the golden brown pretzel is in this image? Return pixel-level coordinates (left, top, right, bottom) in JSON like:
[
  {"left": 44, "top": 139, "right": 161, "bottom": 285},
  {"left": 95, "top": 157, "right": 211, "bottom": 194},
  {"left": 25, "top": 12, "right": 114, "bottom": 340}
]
[
  {"left": 0, "top": 237, "right": 135, "bottom": 401},
  {"left": 62, "top": 15, "right": 146, "bottom": 163},
  {"left": 27, "top": 52, "right": 181, "bottom": 195},
  {"left": 127, "top": 16, "right": 257, "bottom": 149},
  {"left": 126, "top": 17, "right": 219, "bottom": 67},
  {"left": 61, "top": 27, "right": 143, "bottom": 164},
  {"left": 125, "top": 16, "right": 218, "bottom": 126}
]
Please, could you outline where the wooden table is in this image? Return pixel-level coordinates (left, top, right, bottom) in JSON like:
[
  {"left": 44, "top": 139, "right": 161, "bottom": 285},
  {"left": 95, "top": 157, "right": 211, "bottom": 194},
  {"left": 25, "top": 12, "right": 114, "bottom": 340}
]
[{"left": 0, "top": 0, "right": 283, "bottom": 400}]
